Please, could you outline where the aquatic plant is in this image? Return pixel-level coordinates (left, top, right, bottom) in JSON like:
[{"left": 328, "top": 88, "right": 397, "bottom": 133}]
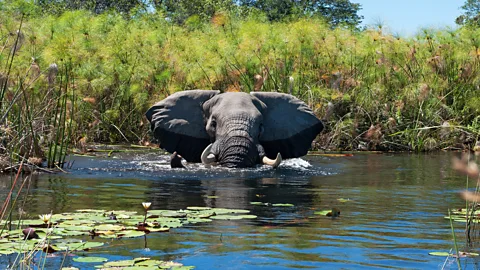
[
  {"left": 0, "top": 4, "right": 480, "bottom": 156},
  {"left": 0, "top": 206, "right": 255, "bottom": 268}
]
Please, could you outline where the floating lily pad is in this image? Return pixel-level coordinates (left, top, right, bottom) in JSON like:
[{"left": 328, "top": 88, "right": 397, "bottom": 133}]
[
  {"left": 103, "top": 259, "right": 135, "bottom": 267},
  {"left": 147, "top": 227, "right": 170, "bottom": 232},
  {"left": 337, "top": 198, "right": 351, "bottom": 203},
  {"left": 76, "top": 209, "right": 106, "bottom": 213},
  {"left": 314, "top": 210, "right": 331, "bottom": 216},
  {"left": 186, "top": 206, "right": 211, "bottom": 211},
  {"left": 17, "top": 219, "right": 47, "bottom": 226},
  {"left": 314, "top": 209, "right": 341, "bottom": 217},
  {"left": 429, "top": 251, "right": 479, "bottom": 257},
  {"left": 212, "top": 208, "right": 250, "bottom": 214},
  {"left": 250, "top": 202, "right": 268, "bottom": 206},
  {"left": 203, "top": 195, "right": 219, "bottom": 199},
  {"left": 58, "top": 225, "right": 94, "bottom": 231},
  {"left": 94, "top": 224, "right": 125, "bottom": 231},
  {"left": 119, "top": 230, "right": 146, "bottom": 238},
  {"left": 59, "top": 241, "right": 104, "bottom": 251},
  {"left": 136, "top": 259, "right": 164, "bottom": 266},
  {"left": 161, "top": 211, "right": 187, "bottom": 218},
  {"left": 428, "top": 252, "right": 451, "bottom": 257},
  {"left": 57, "top": 230, "right": 88, "bottom": 236},
  {"left": 237, "top": 215, "right": 257, "bottom": 219},
  {"left": 210, "top": 215, "right": 243, "bottom": 220},
  {"left": 73, "top": 256, "right": 108, "bottom": 263},
  {"left": 0, "top": 206, "right": 253, "bottom": 257},
  {"left": 271, "top": 203, "right": 294, "bottom": 207}
]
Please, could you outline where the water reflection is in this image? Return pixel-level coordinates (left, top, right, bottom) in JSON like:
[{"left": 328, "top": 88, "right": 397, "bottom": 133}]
[{"left": 0, "top": 151, "right": 475, "bottom": 269}]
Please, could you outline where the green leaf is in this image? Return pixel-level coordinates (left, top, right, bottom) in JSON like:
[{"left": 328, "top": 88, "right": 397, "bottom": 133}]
[
  {"left": 136, "top": 259, "right": 163, "bottom": 266},
  {"left": 210, "top": 215, "right": 243, "bottom": 220},
  {"left": 147, "top": 227, "right": 170, "bottom": 232},
  {"left": 103, "top": 260, "right": 135, "bottom": 267},
  {"left": 186, "top": 206, "right": 211, "bottom": 211},
  {"left": 58, "top": 241, "right": 104, "bottom": 251},
  {"left": 161, "top": 211, "right": 187, "bottom": 218},
  {"left": 73, "top": 256, "right": 108, "bottom": 263},
  {"left": 58, "top": 225, "right": 94, "bottom": 231},
  {"left": 250, "top": 202, "right": 267, "bottom": 206},
  {"left": 271, "top": 203, "right": 294, "bottom": 207},
  {"left": 119, "top": 230, "right": 146, "bottom": 238},
  {"left": 94, "top": 224, "right": 125, "bottom": 231},
  {"left": 237, "top": 215, "right": 257, "bottom": 219},
  {"left": 428, "top": 252, "right": 451, "bottom": 257},
  {"left": 314, "top": 210, "right": 332, "bottom": 216},
  {"left": 212, "top": 208, "right": 250, "bottom": 214}
]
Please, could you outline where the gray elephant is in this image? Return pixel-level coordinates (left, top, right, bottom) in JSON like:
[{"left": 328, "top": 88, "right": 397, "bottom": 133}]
[{"left": 145, "top": 90, "right": 323, "bottom": 168}]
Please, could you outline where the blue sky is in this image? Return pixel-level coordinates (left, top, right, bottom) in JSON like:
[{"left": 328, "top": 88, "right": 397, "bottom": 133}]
[{"left": 356, "top": 0, "right": 465, "bottom": 36}]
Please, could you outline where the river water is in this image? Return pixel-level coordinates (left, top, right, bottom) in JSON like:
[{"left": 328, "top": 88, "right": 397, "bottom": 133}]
[{"left": 0, "top": 149, "right": 478, "bottom": 269}]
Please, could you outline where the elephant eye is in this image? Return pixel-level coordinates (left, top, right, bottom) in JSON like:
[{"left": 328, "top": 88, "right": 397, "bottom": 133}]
[
  {"left": 259, "top": 124, "right": 264, "bottom": 137},
  {"left": 210, "top": 119, "right": 216, "bottom": 130}
]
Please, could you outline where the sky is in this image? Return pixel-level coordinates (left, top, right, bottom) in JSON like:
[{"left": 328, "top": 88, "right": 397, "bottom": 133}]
[{"left": 356, "top": 0, "right": 465, "bottom": 36}]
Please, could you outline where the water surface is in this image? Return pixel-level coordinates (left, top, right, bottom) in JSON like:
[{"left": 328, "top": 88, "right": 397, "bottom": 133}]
[{"left": 0, "top": 150, "right": 474, "bottom": 269}]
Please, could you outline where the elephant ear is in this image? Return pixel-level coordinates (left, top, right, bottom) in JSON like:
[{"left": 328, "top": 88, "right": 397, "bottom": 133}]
[
  {"left": 251, "top": 92, "right": 323, "bottom": 159},
  {"left": 145, "top": 90, "right": 220, "bottom": 162}
]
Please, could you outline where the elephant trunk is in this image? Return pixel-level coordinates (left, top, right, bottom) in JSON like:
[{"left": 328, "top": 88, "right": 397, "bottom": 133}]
[
  {"left": 212, "top": 135, "right": 257, "bottom": 168},
  {"left": 201, "top": 140, "right": 283, "bottom": 168}
]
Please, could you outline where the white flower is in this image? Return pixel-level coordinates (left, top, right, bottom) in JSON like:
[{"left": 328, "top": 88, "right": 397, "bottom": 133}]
[
  {"left": 142, "top": 202, "right": 152, "bottom": 210},
  {"left": 39, "top": 213, "right": 52, "bottom": 223}
]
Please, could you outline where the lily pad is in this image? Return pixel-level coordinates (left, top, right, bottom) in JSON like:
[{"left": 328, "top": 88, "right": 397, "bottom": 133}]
[
  {"left": 147, "top": 227, "right": 170, "bottom": 232},
  {"left": 271, "top": 203, "right": 294, "bottom": 207},
  {"left": 73, "top": 256, "right": 108, "bottom": 263},
  {"left": 161, "top": 211, "right": 187, "bottom": 218},
  {"left": 76, "top": 209, "right": 106, "bottom": 213},
  {"left": 94, "top": 224, "right": 125, "bottom": 231},
  {"left": 186, "top": 206, "right": 211, "bottom": 211},
  {"left": 119, "top": 230, "right": 146, "bottom": 238},
  {"left": 0, "top": 250, "right": 16, "bottom": 255},
  {"left": 212, "top": 208, "right": 250, "bottom": 215},
  {"left": 58, "top": 225, "right": 94, "bottom": 231},
  {"left": 237, "top": 215, "right": 257, "bottom": 219},
  {"left": 57, "top": 241, "right": 104, "bottom": 251},
  {"left": 103, "top": 259, "right": 135, "bottom": 267},
  {"left": 428, "top": 251, "right": 479, "bottom": 257},
  {"left": 210, "top": 215, "right": 243, "bottom": 220},
  {"left": 204, "top": 195, "right": 219, "bottom": 199},
  {"left": 428, "top": 252, "right": 451, "bottom": 257},
  {"left": 136, "top": 259, "right": 164, "bottom": 266},
  {"left": 17, "top": 219, "right": 47, "bottom": 226},
  {"left": 250, "top": 202, "right": 268, "bottom": 206}
]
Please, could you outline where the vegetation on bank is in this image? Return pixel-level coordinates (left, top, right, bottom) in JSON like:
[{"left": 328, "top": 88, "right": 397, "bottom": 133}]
[{"left": 1, "top": 5, "right": 480, "bottom": 167}]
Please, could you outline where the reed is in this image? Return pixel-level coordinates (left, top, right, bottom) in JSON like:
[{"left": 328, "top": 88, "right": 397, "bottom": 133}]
[{"left": 1, "top": 6, "right": 480, "bottom": 159}]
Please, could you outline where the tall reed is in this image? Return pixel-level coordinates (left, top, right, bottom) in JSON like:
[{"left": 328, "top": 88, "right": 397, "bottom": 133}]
[{"left": 1, "top": 8, "right": 480, "bottom": 153}]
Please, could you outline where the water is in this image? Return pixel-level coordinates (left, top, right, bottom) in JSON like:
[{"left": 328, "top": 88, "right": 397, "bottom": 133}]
[{"left": 0, "top": 149, "right": 476, "bottom": 269}]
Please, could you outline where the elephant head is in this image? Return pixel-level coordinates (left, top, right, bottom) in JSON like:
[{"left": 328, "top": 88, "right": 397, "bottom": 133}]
[{"left": 145, "top": 90, "right": 323, "bottom": 168}]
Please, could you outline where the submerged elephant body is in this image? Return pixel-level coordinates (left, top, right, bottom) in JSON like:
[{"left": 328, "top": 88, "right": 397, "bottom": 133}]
[{"left": 146, "top": 90, "right": 323, "bottom": 168}]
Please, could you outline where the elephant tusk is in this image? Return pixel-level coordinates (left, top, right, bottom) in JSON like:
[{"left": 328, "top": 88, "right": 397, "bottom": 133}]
[
  {"left": 201, "top": 144, "right": 217, "bottom": 165},
  {"left": 262, "top": 153, "right": 282, "bottom": 168}
]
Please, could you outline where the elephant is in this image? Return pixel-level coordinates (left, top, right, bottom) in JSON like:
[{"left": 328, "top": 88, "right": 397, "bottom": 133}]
[{"left": 145, "top": 90, "right": 324, "bottom": 168}]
